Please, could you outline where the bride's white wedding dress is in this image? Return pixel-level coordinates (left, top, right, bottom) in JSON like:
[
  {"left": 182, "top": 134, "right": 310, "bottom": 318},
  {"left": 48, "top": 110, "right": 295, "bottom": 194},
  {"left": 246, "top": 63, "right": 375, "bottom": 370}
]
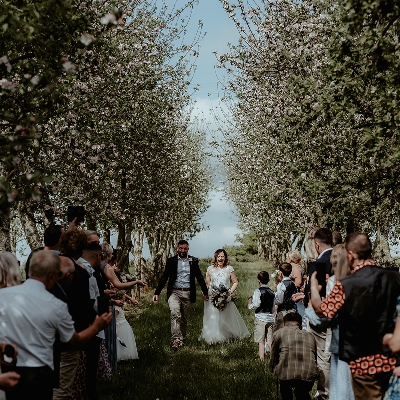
[{"left": 199, "top": 265, "right": 250, "bottom": 344}]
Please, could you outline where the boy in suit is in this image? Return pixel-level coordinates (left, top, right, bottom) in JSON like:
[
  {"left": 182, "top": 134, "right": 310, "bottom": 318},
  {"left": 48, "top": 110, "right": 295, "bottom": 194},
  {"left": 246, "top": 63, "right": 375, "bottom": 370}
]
[{"left": 248, "top": 271, "right": 275, "bottom": 360}]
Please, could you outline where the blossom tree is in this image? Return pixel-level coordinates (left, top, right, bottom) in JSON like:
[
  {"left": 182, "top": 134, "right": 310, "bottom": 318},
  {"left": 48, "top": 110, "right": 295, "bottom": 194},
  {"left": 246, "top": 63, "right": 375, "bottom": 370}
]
[
  {"left": 3, "top": 0, "right": 212, "bottom": 275},
  {"left": 218, "top": 0, "right": 400, "bottom": 264}
]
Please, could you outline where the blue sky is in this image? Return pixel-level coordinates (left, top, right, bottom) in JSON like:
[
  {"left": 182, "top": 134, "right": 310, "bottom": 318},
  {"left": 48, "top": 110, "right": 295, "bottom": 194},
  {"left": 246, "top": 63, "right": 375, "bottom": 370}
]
[{"left": 168, "top": 0, "right": 242, "bottom": 258}]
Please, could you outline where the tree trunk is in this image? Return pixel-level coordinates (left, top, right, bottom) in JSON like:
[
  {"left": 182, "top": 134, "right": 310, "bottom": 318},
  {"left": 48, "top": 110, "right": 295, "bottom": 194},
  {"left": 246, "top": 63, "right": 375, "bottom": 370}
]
[
  {"left": 17, "top": 202, "right": 42, "bottom": 250},
  {"left": 132, "top": 229, "right": 144, "bottom": 298},
  {"left": 346, "top": 219, "right": 355, "bottom": 235},
  {"left": 116, "top": 222, "right": 132, "bottom": 272},
  {"left": 258, "top": 235, "right": 267, "bottom": 260},
  {"left": 9, "top": 210, "right": 19, "bottom": 255},
  {"left": 86, "top": 217, "right": 97, "bottom": 231},
  {"left": 146, "top": 228, "right": 169, "bottom": 287},
  {"left": 372, "top": 226, "right": 392, "bottom": 268},
  {"left": 132, "top": 229, "right": 144, "bottom": 276},
  {"left": 0, "top": 214, "right": 11, "bottom": 251},
  {"left": 104, "top": 229, "right": 111, "bottom": 244}
]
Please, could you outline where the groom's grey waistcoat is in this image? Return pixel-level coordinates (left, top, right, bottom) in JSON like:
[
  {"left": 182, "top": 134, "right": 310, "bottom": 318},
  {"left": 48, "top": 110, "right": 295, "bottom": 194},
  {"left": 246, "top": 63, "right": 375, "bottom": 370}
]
[{"left": 154, "top": 255, "right": 208, "bottom": 303}]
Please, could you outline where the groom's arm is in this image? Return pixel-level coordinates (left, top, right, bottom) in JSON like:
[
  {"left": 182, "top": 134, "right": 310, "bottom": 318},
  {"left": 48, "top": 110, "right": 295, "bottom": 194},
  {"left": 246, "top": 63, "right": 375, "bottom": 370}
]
[
  {"left": 193, "top": 259, "right": 209, "bottom": 298},
  {"left": 153, "top": 261, "right": 172, "bottom": 301}
]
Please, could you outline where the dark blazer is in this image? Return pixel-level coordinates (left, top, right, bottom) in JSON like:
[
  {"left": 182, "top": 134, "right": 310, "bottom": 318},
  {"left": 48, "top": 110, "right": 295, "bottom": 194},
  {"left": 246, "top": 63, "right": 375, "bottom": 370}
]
[
  {"left": 339, "top": 266, "right": 400, "bottom": 362},
  {"left": 154, "top": 255, "right": 208, "bottom": 303},
  {"left": 65, "top": 260, "right": 97, "bottom": 332},
  {"left": 305, "top": 248, "right": 333, "bottom": 306},
  {"left": 308, "top": 249, "right": 333, "bottom": 277}
]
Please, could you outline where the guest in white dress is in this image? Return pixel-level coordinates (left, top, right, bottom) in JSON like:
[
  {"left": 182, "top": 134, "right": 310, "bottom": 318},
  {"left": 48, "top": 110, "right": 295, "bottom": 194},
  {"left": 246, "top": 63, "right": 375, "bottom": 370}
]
[
  {"left": 115, "top": 303, "right": 139, "bottom": 361},
  {"left": 199, "top": 249, "right": 250, "bottom": 344}
]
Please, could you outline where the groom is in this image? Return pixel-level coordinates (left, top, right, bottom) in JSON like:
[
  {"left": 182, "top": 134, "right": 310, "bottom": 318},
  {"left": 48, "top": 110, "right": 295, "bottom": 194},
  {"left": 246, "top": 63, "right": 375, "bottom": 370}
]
[{"left": 153, "top": 240, "right": 208, "bottom": 349}]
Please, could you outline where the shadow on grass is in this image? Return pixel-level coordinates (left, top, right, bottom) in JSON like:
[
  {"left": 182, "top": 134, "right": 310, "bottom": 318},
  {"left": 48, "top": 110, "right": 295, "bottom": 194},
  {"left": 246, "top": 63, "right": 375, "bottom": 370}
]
[{"left": 98, "top": 260, "right": 283, "bottom": 400}]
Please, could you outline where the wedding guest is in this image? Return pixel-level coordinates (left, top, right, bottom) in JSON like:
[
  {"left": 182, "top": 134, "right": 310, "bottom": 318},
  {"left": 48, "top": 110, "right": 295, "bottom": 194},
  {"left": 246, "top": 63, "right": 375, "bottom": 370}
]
[
  {"left": 305, "top": 244, "right": 355, "bottom": 400},
  {"left": 305, "top": 228, "right": 333, "bottom": 400},
  {"left": 0, "top": 252, "right": 21, "bottom": 288},
  {"left": 273, "top": 262, "right": 296, "bottom": 334},
  {"left": 248, "top": 271, "right": 275, "bottom": 360},
  {"left": 269, "top": 312, "right": 319, "bottom": 400},
  {"left": 332, "top": 231, "right": 343, "bottom": 247},
  {"left": 153, "top": 240, "right": 208, "bottom": 349},
  {"left": 382, "top": 295, "right": 400, "bottom": 399},
  {"left": 286, "top": 250, "right": 304, "bottom": 288},
  {"left": 99, "top": 243, "right": 118, "bottom": 370},
  {"left": 25, "top": 224, "right": 63, "bottom": 278},
  {"left": 0, "top": 254, "right": 21, "bottom": 400},
  {"left": 50, "top": 256, "right": 76, "bottom": 399},
  {"left": 311, "top": 233, "right": 400, "bottom": 400},
  {"left": 115, "top": 298, "right": 139, "bottom": 362},
  {"left": 101, "top": 244, "right": 146, "bottom": 291},
  {"left": 59, "top": 229, "right": 96, "bottom": 333},
  {"left": 58, "top": 229, "right": 97, "bottom": 397},
  {"left": 304, "top": 227, "right": 319, "bottom": 265},
  {"left": 0, "top": 371, "right": 19, "bottom": 392},
  {"left": 0, "top": 251, "right": 111, "bottom": 400},
  {"left": 80, "top": 242, "right": 105, "bottom": 400},
  {"left": 286, "top": 250, "right": 306, "bottom": 319},
  {"left": 0, "top": 343, "right": 19, "bottom": 400}
]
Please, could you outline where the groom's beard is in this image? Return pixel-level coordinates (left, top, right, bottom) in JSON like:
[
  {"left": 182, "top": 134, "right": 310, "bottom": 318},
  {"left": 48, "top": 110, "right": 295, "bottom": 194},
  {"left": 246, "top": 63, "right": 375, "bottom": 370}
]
[{"left": 178, "top": 252, "right": 188, "bottom": 259}]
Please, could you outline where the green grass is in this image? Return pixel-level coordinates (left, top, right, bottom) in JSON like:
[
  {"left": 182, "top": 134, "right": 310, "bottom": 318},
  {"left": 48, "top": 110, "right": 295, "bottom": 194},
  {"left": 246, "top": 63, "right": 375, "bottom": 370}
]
[{"left": 98, "top": 260, "right": 281, "bottom": 400}]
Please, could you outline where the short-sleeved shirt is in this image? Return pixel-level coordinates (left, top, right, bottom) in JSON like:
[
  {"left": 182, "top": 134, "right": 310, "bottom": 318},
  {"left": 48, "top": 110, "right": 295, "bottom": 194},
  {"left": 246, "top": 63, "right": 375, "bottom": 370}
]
[{"left": 0, "top": 279, "right": 75, "bottom": 370}]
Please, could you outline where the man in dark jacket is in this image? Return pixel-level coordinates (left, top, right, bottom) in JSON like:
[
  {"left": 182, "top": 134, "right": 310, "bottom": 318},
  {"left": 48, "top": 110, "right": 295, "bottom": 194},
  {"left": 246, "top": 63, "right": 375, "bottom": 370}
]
[
  {"left": 310, "top": 232, "right": 400, "bottom": 400},
  {"left": 153, "top": 240, "right": 208, "bottom": 349},
  {"left": 305, "top": 227, "right": 333, "bottom": 400}
]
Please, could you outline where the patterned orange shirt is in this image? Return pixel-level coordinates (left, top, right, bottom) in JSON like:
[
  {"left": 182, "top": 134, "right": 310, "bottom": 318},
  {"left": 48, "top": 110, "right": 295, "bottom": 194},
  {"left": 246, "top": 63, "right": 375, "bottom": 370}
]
[{"left": 320, "top": 260, "right": 396, "bottom": 375}]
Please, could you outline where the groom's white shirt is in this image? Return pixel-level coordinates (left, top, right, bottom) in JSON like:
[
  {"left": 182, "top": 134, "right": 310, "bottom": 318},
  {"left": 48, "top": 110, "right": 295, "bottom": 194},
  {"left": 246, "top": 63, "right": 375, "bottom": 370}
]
[{"left": 174, "top": 255, "right": 191, "bottom": 288}]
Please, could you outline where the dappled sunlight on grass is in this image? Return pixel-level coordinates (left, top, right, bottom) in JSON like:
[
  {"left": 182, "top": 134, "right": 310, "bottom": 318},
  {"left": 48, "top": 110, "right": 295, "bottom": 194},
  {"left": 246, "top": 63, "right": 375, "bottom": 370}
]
[{"left": 98, "top": 260, "right": 282, "bottom": 399}]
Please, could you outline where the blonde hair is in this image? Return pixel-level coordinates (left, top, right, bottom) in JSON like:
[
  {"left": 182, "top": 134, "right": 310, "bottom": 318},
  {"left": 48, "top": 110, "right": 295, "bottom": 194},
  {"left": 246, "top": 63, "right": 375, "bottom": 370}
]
[
  {"left": 304, "top": 227, "right": 318, "bottom": 262},
  {"left": 286, "top": 250, "right": 302, "bottom": 264},
  {"left": 0, "top": 252, "right": 21, "bottom": 288},
  {"left": 274, "top": 270, "right": 283, "bottom": 285},
  {"left": 331, "top": 244, "right": 351, "bottom": 282},
  {"left": 101, "top": 242, "right": 113, "bottom": 261}
]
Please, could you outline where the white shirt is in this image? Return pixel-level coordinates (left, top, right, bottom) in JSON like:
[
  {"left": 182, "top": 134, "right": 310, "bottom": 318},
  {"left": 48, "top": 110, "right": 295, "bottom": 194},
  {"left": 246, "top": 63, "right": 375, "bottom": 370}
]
[
  {"left": 248, "top": 285, "right": 275, "bottom": 323},
  {"left": 0, "top": 279, "right": 75, "bottom": 369},
  {"left": 174, "top": 256, "right": 191, "bottom": 288},
  {"left": 275, "top": 277, "right": 293, "bottom": 305},
  {"left": 78, "top": 257, "right": 99, "bottom": 311},
  {"left": 77, "top": 258, "right": 105, "bottom": 339}
]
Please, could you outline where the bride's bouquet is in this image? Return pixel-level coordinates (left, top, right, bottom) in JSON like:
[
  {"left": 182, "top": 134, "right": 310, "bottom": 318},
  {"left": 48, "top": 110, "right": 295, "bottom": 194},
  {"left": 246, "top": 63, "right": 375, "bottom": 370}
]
[{"left": 210, "top": 284, "right": 237, "bottom": 311}]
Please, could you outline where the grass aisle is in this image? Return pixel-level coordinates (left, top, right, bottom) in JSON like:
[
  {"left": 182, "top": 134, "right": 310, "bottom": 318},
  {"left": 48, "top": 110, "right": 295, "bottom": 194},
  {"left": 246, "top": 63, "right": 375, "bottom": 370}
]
[{"left": 98, "top": 260, "right": 281, "bottom": 400}]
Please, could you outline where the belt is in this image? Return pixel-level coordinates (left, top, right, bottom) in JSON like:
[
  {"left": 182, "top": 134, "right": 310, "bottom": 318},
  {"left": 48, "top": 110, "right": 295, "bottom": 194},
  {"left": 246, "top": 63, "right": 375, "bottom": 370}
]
[{"left": 174, "top": 287, "right": 190, "bottom": 291}]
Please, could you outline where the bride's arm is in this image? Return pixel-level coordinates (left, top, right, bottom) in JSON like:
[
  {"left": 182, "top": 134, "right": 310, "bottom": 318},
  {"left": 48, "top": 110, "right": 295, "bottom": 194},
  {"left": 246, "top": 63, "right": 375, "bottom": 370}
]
[
  {"left": 230, "top": 271, "right": 238, "bottom": 294},
  {"left": 206, "top": 270, "right": 211, "bottom": 288}
]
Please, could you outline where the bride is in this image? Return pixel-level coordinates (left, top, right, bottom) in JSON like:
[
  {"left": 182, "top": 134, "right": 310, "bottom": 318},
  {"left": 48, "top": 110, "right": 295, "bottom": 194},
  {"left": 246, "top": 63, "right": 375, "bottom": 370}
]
[{"left": 199, "top": 249, "right": 250, "bottom": 344}]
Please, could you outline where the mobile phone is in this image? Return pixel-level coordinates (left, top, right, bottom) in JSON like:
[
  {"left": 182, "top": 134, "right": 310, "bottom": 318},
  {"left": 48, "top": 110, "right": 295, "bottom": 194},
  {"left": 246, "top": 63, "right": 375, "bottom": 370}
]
[
  {"left": 67, "top": 206, "right": 85, "bottom": 224},
  {"left": 316, "top": 263, "right": 327, "bottom": 286}
]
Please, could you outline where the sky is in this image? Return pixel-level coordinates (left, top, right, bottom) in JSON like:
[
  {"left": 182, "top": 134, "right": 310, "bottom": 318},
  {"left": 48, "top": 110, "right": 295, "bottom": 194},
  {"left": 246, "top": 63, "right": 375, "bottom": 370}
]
[{"left": 155, "top": 0, "right": 243, "bottom": 258}]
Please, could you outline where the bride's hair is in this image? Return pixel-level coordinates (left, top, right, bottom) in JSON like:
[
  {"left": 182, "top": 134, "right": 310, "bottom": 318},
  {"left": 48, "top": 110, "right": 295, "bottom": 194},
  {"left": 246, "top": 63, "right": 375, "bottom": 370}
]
[{"left": 213, "top": 249, "right": 229, "bottom": 267}]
